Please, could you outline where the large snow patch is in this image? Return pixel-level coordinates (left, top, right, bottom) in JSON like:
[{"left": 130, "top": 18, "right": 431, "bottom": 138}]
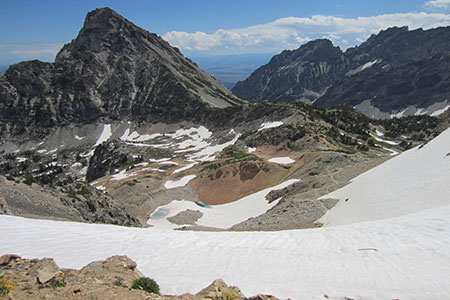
[{"left": 319, "top": 128, "right": 450, "bottom": 226}]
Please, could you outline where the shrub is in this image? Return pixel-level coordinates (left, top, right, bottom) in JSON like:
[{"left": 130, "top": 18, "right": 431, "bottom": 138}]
[
  {"left": 131, "top": 277, "right": 160, "bottom": 294},
  {"left": 0, "top": 276, "right": 16, "bottom": 296},
  {"left": 48, "top": 276, "right": 66, "bottom": 288}
]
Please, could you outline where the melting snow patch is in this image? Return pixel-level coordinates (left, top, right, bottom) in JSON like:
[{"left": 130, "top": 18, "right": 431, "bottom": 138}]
[
  {"left": 268, "top": 157, "right": 295, "bottom": 165},
  {"left": 135, "top": 162, "right": 149, "bottom": 167},
  {"left": 173, "top": 162, "right": 197, "bottom": 174},
  {"left": 95, "top": 185, "right": 106, "bottom": 192},
  {"left": 111, "top": 170, "right": 132, "bottom": 181},
  {"left": 258, "top": 121, "right": 283, "bottom": 131},
  {"left": 16, "top": 157, "right": 28, "bottom": 162},
  {"left": 150, "top": 158, "right": 171, "bottom": 163},
  {"left": 94, "top": 124, "right": 112, "bottom": 146},
  {"left": 120, "top": 128, "right": 162, "bottom": 142},
  {"left": 159, "top": 161, "right": 178, "bottom": 166},
  {"left": 188, "top": 133, "right": 241, "bottom": 162},
  {"left": 431, "top": 104, "right": 450, "bottom": 117},
  {"left": 361, "top": 59, "right": 379, "bottom": 71},
  {"left": 75, "top": 135, "right": 85, "bottom": 141},
  {"left": 370, "top": 133, "right": 399, "bottom": 146},
  {"left": 164, "top": 175, "right": 196, "bottom": 189},
  {"left": 248, "top": 147, "right": 256, "bottom": 153}
]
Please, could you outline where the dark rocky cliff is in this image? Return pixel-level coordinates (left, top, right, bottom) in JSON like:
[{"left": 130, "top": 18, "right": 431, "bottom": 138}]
[{"left": 232, "top": 39, "right": 348, "bottom": 103}]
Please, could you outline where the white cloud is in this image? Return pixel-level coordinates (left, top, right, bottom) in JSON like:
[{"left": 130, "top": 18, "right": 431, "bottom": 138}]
[
  {"left": 163, "top": 12, "right": 450, "bottom": 56},
  {"left": 0, "top": 43, "right": 63, "bottom": 65},
  {"left": 425, "top": 0, "right": 450, "bottom": 9}
]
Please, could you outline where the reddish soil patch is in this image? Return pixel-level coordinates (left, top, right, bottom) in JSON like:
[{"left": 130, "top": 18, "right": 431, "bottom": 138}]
[{"left": 190, "top": 161, "right": 288, "bottom": 205}]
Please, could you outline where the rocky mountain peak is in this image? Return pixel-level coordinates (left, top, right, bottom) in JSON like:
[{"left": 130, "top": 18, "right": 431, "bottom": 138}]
[
  {"left": 56, "top": 7, "right": 170, "bottom": 62},
  {"left": 1, "top": 7, "right": 243, "bottom": 137}
]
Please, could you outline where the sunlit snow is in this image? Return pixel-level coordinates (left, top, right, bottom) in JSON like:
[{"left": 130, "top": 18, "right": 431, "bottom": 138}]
[
  {"left": 319, "top": 128, "right": 450, "bottom": 226},
  {"left": 164, "top": 175, "right": 197, "bottom": 189},
  {"left": 258, "top": 121, "right": 283, "bottom": 131},
  {"left": 268, "top": 157, "right": 295, "bottom": 164}
]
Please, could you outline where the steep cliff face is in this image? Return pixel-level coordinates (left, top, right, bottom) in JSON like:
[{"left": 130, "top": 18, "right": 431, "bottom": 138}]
[
  {"left": 314, "top": 53, "right": 450, "bottom": 117},
  {"left": 232, "top": 26, "right": 450, "bottom": 117},
  {"left": 0, "top": 7, "right": 243, "bottom": 137},
  {"left": 345, "top": 26, "right": 450, "bottom": 68},
  {"left": 232, "top": 39, "right": 349, "bottom": 103}
]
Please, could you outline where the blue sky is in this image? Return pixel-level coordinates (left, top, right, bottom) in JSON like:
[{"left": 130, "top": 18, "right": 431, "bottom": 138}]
[{"left": 1, "top": 0, "right": 450, "bottom": 65}]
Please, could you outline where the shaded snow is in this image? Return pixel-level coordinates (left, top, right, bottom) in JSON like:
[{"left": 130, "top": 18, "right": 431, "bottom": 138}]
[
  {"left": 360, "top": 59, "right": 379, "bottom": 71},
  {"left": 164, "top": 175, "right": 197, "bottom": 189},
  {"left": 431, "top": 104, "right": 450, "bottom": 116},
  {"left": 94, "top": 124, "right": 112, "bottom": 147}
]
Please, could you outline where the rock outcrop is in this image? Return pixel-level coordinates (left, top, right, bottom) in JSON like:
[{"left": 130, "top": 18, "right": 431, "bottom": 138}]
[{"left": 0, "top": 254, "right": 279, "bottom": 299}]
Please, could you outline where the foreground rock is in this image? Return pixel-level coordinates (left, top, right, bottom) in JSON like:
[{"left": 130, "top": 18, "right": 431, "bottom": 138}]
[{"left": 0, "top": 254, "right": 278, "bottom": 299}]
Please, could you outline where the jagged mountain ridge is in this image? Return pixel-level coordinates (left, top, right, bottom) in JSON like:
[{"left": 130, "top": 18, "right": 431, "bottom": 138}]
[
  {"left": 232, "top": 26, "right": 450, "bottom": 117},
  {"left": 232, "top": 39, "right": 349, "bottom": 103},
  {"left": 0, "top": 7, "right": 243, "bottom": 137}
]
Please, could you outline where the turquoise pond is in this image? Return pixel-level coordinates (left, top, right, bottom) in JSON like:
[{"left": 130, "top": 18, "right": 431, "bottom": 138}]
[{"left": 150, "top": 208, "right": 169, "bottom": 219}]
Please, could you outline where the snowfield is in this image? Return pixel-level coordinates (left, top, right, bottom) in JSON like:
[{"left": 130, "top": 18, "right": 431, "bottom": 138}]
[
  {"left": 319, "top": 128, "right": 450, "bottom": 226},
  {"left": 2, "top": 205, "right": 450, "bottom": 299},
  {"left": 1, "top": 128, "right": 450, "bottom": 299}
]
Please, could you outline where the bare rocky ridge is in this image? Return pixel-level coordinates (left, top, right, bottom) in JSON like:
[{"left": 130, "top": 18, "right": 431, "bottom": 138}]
[
  {"left": 232, "top": 26, "right": 450, "bottom": 117},
  {"left": 0, "top": 254, "right": 278, "bottom": 299}
]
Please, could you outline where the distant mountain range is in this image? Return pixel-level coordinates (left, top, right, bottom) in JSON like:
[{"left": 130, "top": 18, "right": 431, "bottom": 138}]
[
  {"left": 232, "top": 26, "right": 450, "bottom": 118},
  {"left": 190, "top": 53, "right": 274, "bottom": 89}
]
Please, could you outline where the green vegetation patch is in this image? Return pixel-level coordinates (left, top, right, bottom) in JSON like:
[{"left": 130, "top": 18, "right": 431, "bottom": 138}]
[{"left": 131, "top": 277, "right": 160, "bottom": 294}]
